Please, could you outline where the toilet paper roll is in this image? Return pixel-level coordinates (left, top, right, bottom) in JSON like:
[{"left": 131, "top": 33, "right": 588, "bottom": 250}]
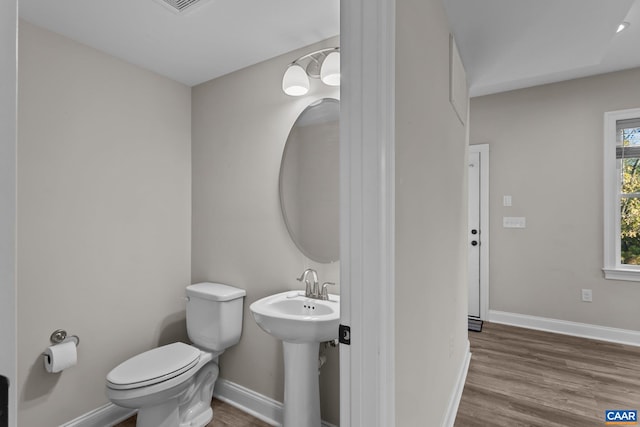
[{"left": 44, "top": 341, "right": 77, "bottom": 373}]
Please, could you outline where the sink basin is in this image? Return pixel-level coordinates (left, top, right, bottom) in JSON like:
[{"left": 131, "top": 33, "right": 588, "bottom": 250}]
[{"left": 250, "top": 290, "right": 340, "bottom": 343}]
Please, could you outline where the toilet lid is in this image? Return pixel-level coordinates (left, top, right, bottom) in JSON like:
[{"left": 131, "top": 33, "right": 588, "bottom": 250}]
[{"left": 107, "top": 342, "right": 201, "bottom": 390}]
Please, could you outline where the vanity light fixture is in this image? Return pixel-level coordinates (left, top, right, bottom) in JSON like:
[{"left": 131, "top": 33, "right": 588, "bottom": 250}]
[
  {"left": 282, "top": 47, "right": 340, "bottom": 96},
  {"left": 617, "top": 21, "right": 630, "bottom": 33}
]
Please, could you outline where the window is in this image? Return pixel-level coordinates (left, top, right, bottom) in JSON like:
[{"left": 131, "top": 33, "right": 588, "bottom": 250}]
[{"left": 604, "top": 108, "right": 640, "bottom": 281}]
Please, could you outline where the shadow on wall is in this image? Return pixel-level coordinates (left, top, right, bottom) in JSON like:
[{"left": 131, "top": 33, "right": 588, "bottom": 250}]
[
  {"left": 156, "top": 312, "right": 188, "bottom": 347},
  {"left": 21, "top": 312, "right": 188, "bottom": 411},
  {"left": 21, "top": 356, "right": 60, "bottom": 409}
]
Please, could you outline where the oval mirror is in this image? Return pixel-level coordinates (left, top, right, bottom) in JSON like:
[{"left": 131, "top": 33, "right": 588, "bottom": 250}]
[{"left": 279, "top": 98, "right": 339, "bottom": 263}]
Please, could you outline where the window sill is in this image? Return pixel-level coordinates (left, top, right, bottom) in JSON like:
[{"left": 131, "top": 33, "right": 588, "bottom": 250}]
[{"left": 603, "top": 268, "right": 640, "bottom": 282}]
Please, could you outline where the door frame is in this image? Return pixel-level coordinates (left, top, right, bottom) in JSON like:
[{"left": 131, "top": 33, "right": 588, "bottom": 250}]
[
  {"left": 340, "top": 0, "right": 396, "bottom": 425},
  {"left": 469, "top": 144, "right": 489, "bottom": 321},
  {"left": 0, "top": 1, "right": 18, "bottom": 426}
]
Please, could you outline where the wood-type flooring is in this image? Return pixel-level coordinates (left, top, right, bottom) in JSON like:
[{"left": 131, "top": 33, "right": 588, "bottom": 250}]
[
  {"left": 455, "top": 322, "right": 640, "bottom": 427},
  {"left": 115, "top": 322, "right": 640, "bottom": 426},
  {"left": 114, "top": 398, "right": 270, "bottom": 427}
]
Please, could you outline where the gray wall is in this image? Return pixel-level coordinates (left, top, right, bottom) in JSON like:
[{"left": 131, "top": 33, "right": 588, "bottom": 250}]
[
  {"left": 17, "top": 22, "right": 192, "bottom": 425},
  {"left": 0, "top": 1, "right": 17, "bottom": 426},
  {"left": 13, "top": 9, "right": 472, "bottom": 425},
  {"left": 470, "top": 67, "right": 640, "bottom": 331},
  {"left": 395, "top": 0, "right": 470, "bottom": 424},
  {"left": 191, "top": 38, "right": 341, "bottom": 424}
]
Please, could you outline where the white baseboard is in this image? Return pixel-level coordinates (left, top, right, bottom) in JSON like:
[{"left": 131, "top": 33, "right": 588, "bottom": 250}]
[
  {"left": 60, "top": 378, "right": 338, "bottom": 427},
  {"left": 488, "top": 310, "right": 640, "bottom": 347},
  {"left": 442, "top": 341, "right": 471, "bottom": 427},
  {"left": 213, "top": 378, "right": 337, "bottom": 427},
  {"left": 59, "top": 402, "right": 135, "bottom": 427},
  {"left": 213, "top": 379, "right": 280, "bottom": 426}
]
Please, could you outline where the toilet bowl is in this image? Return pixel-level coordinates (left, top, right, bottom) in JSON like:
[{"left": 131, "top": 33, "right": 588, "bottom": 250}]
[{"left": 106, "top": 283, "right": 246, "bottom": 427}]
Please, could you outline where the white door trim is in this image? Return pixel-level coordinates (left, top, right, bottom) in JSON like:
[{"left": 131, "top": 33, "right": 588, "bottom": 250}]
[
  {"left": 469, "top": 144, "right": 489, "bottom": 320},
  {"left": 340, "top": 0, "right": 396, "bottom": 426},
  {"left": 0, "top": 2, "right": 18, "bottom": 427},
  {"left": 468, "top": 150, "right": 481, "bottom": 318}
]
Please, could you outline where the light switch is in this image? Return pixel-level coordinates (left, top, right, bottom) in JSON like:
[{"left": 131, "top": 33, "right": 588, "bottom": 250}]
[
  {"left": 503, "top": 217, "right": 526, "bottom": 228},
  {"left": 503, "top": 195, "right": 512, "bottom": 207}
]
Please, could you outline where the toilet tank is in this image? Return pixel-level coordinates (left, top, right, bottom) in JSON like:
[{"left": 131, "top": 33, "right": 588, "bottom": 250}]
[{"left": 185, "top": 282, "right": 246, "bottom": 352}]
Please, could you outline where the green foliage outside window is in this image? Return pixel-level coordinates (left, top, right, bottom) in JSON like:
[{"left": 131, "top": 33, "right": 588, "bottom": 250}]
[{"left": 620, "top": 127, "right": 640, "bottom": 264}]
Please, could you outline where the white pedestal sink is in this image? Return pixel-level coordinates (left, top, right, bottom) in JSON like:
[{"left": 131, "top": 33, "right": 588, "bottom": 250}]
[{"left": 250, "top": 291, "right": 340, "bottom": 427}]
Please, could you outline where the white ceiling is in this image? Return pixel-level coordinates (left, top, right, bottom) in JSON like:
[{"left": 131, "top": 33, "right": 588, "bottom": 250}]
[
  {"left": 18, "top": 0, "right": 340, "bottom": 87},
  {"left": 444, "top": 0, "right": 640, "bottom": 96},
  {"left": 18, "top": 0, "right": 640, "bottom": 95}
]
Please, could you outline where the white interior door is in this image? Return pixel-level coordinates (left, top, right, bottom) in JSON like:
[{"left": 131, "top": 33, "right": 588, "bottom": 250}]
[
  {"left": 468, "top": 144, "right": 489, "bottom": 320},
  {"left": 468, "top": 151, "right": 481, "bottom": 318}
]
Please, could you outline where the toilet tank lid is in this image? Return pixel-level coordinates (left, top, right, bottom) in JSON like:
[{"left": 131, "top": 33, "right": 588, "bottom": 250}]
[{"left": 187, "top": 282, "right": 246, "bottom": 301}]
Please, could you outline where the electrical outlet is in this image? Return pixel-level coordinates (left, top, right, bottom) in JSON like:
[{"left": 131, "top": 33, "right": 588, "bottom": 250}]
[{"left": 581, "top": 289, "right": 593, "bottom": 302}]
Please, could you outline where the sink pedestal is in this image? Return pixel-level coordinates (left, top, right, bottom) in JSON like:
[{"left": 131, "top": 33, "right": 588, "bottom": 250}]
[
  {"left": 249, "top": 291, "right": 340, "bottom": 427},
  {"left": 282, "top": 341, "right": 321, "bottom": 427}
]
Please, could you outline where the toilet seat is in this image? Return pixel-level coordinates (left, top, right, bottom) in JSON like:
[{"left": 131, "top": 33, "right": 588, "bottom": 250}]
[{"left": 107, "top": 342, "right": 201, "bottom": 390}]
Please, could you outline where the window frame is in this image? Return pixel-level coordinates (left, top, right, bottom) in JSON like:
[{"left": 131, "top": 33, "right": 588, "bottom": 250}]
[{"left": 603, "top": 108, "right": 640, "bottom": 281}]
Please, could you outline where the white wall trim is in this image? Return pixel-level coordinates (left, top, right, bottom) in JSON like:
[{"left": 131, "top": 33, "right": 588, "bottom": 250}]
[
  {"left": 214, "top": 379, "right": 280, "bottom": 426},
  {"left": 340, "top": 0, "right": 396, "bottom": 426},
  {"left": 1, "top": 1, "right": 18, "bottom": 426},
  {"left": 602, "top": 267, "right": 640, "bottom": 282},
  {"left": 442, "top": 341, "right": 471, "bottom": 427},
  {"left": 489, "top": 310, "right": 640, "bottom": 347},
  {"left": 214, "top": 378, "right": 337, "bottom": 427},
  {"left": 603, "top": 108, "right": 640, "bottom": 282},
  {"left": 60, "top": 378, "right": 341, "bottom": 427},
  {"left": 59, "top": 403, "right": 135, "bottom": 427}
]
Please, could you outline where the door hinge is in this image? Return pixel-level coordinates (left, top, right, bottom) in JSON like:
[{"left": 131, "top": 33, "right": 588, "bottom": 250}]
[{"left": 339, "top": 324, "right": 351, "bottom": 345}]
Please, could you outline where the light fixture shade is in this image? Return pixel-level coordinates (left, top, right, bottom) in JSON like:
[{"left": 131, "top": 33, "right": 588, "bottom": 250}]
[
  {"left": 320, "top": 51, "right": 340, "bottom": 86},
  {"left": 282, "top": 64, "right": 309, "bottom": 96}
]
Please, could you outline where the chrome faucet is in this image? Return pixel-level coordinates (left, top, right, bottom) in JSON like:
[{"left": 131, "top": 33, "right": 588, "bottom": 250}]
[
  {"left": 296, "top": 268, "right": 319, "bottom": 298},
  {"left": 296, "top": 269, "right": 335, "bottom": 300}
]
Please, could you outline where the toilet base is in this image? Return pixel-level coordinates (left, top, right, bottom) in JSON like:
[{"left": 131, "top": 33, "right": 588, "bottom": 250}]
[
  {"left": 108, "top": 354, "right": 219, "bottom": 427},
  {"left": 178, "top": 361, "right": 218, "bottom": 426},
  {"left": 137, "top": 399, "right": 179, "bottom": 427},
  {"left": 135, "top": 398, "right": 213, "bottom": 427},
  {"left": 180, "top": 407, "right": 212, "bottom": 427}
]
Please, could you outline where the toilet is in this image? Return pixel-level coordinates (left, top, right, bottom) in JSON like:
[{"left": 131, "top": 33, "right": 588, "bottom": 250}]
[{"left": 106, "top": 282, "right": 246, "bottom": 427}]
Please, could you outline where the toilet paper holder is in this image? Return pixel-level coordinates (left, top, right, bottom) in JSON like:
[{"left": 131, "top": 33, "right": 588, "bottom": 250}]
[{"left": 42, "top": 329, "right": 80, "bottom": 357}]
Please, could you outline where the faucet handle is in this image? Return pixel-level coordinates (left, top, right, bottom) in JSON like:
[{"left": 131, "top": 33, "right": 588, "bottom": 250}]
[{"left": 321, "top": 282, "right": 336, "bottom": 300}]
